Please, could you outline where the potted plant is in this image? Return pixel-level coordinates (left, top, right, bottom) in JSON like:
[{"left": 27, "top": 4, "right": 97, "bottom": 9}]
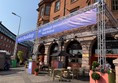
[
  {"left": 90, "top": 61, "right": 100, "bottom": 83},
  {"left": 34, "top": 68, "right": 39, "bottom": 76},
  {"left": 90, "top": 61, "right": 115, "bottom": 83},
  {"left": 91, "top": 72, "right": 100, "bottom": 83}
]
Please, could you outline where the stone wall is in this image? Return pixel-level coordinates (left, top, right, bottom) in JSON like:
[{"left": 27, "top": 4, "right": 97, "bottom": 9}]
[{"left": 113, "top": 58, "right": 118, "bottom": 83}]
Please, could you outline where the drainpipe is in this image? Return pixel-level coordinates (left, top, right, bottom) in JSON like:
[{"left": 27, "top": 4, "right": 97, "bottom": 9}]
[{"left": 63, "top": 0, "right": 66, "bottom": 16}]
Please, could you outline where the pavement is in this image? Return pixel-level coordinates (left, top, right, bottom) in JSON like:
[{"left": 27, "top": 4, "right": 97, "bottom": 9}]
[{"left": 0, "top": 67, "right": 89, "bottom": 83}]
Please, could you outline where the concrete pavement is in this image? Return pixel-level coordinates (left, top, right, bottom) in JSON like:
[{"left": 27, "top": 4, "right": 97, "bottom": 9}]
[{"left": 0, "top": 67, "right": 89, "bottom": 83}]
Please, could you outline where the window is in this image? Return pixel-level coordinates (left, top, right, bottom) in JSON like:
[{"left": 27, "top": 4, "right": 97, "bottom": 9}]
[
  {"left": 7, "top": 39, "right": 9, "bottom": 42},
  {"left": 45, "top": 5, "right": 50, "bottom": 15},
  {"left": 88, "top": 1, "right": 91, "bottom": 5},
  {"left": 40, "top": 7, "right": 44, "bottom": 17},
  {"left": 4, "top": 37, "right": 6, "bottom": 41},
  {"left": 86, "top": 0, "right": 91, "bottom": 5},
  {"left": 112, "top": 0, "right": 118, "bottom": 10},
  {"left": 55, "top": 0, "right": 60, "bottom": 12},
  {"left": 70, "top": 6, "right": 80, "bottom": 13},
  {"left": 53, "top": 45, "right": 59, "bottom": 53},
  {"left": 71, "top": 0, "right": 77, "bottom": 3},
  {"left": 43, "top": 20, "right": 49, "bottom": 24},
  {"left": 53, "top": 15, "right": 60, "bottom": 20},
  {"left": 1, "top": 36, "right": 3, "bottom": 39}
]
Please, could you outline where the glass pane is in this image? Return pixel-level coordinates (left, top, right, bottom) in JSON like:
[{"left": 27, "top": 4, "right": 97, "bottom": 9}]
[
  {"left": 40, "top": 7, "right": 44, "bottom": 16},
  {"left": 45, "top": 5, "right": 50, "bottom": 15}
]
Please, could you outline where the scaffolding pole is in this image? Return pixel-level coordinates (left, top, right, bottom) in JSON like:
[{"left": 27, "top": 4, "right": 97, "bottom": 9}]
[{"left": 97, "top": 0, "right": 106, "bottom": 69}]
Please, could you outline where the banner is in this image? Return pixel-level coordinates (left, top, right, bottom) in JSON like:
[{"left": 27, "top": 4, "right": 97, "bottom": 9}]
[
  {"left": 38, "top": 8, "right": 97, "bottom": 37},
  {"left": 17, "top": 7, "right": 97, "bottom": 43},
  {"left": 17, "top": 31, "right": 36, "bottom": 43}
]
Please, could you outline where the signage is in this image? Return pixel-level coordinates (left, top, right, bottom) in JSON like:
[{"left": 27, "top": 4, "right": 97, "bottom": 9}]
[
  {"left": 17, "top": 7, "right": 97, "bottom": 43},
  {"left": 17, "top": 31, "right": 36, "bottom": 43},
  {"left": 38, "top": 8, "right": 97, "bottom": 37}
]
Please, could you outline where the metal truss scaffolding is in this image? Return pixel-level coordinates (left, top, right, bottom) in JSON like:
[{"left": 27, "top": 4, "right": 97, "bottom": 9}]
[
  {"left": 97, "top": 0, "right": 118, "bottom": 69},
  {"left": 97, "top": 0, "right": 106, "bottom": 69}
]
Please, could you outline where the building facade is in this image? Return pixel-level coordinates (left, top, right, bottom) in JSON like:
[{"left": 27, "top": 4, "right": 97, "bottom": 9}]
[
  {"left": 34, "top": 0, "right": 118, "bottom": 71},
  {"left": 0, "top": 22, "right": 30, "bottom": 60}
]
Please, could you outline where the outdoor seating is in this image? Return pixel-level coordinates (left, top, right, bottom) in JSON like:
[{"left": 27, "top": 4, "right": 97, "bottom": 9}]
[
  {"left": 52, "top": 68, "right": 65, "bottom": 81},
  {"left": 51, "top": 67, "right": 80, "bottom": 81},
  {"left": 70, "top": 68, "right": 79, "bottom": 79},
  {"left": 48, "top": 68, "right": 54, "bottom": 76}
]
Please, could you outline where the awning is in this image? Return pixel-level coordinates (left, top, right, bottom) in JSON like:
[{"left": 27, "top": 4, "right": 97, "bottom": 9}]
[{"left": 50, "top": 51, "right": 72, "bottom": 56}]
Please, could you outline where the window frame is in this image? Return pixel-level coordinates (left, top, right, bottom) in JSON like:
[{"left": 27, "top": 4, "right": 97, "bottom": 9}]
[
  {"left": 70, "top": 0, "right": 78, "bottom": 3},
  {"left": 54, "top": 0, "right": 60, "bottom": 12},
  {"left": 69, "top": 6, "right": 80, "bottom": 13},
  {"left": 45, "top": 5, "right": 51, "bottom": 16},
  {"left": 53, "top": 15, "right": 60, "bottom": 20},
  {"left": 40, "top": 7, "right": 44, "bottom": 17},
  {"left": 112, "top": 0, "right": 118, "bottom": 11}
]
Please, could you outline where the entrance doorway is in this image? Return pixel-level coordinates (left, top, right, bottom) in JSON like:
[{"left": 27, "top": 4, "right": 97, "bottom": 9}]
[{"left": 66, "top": 40, "right": 82, "bottom": 69}]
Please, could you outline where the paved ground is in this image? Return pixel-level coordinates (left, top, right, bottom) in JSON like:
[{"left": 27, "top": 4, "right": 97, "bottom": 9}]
[{"left": 0, "top": 67, "right": 89, "bottom": 83}]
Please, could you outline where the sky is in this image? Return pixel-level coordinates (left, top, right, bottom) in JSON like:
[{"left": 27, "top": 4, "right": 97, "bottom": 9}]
[{"left": 0, "top": 0, "right": 39, "bottom": 35}]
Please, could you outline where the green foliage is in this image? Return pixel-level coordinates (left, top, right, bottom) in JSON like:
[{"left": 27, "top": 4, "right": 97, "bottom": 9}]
[
  {"left": 92, "top": 66, "right": 96, "bottom": 71},
  {"left": 107, "top": 69, "right": 112, "bottom": 74},
  {"left": 91, "top": 72, "right": 100, "bottom": 81},
  {"left": 101, "top": 68, "right": 105, "bottom": 73},
  {"left": 17, "top": 51, "right": 23, "bottom": 63},
  {"left": 34, "top": 68, "right": 39, "bottom": 72},
  {"left": 107, "top": 50, "right": 113, "bottom": 54},
  {"left": 92, "top": 61, "right": 100, "bottom": 68}
]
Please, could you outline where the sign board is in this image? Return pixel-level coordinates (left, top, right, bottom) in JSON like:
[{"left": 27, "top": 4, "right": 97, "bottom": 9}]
[
  {"left": 27, "top": 61, "right": 33, "bottom": 74},
  {"left": 17, "top": 31, "right": 36, "bottom": 43},
  {"left": 17, "top": 6, "right": 97, "bottom": 43},
  {"left": 38, "top": 8, "right": 97, "bottom": 37}
]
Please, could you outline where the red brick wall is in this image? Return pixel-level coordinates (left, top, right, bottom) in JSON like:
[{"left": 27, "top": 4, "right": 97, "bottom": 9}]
[
  {"left": 37, "top": 0, "right": 118, "bottom": 25},
  {"left": 0, "top": 32, "right": 28, "bottom": 58},
  {"left": 50, "top": 0, "right": 88, "bottom": 21}
]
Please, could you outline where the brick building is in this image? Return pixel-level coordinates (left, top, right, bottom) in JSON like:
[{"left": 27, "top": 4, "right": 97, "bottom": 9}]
[
  {"left": 33, "top": 0, "right": 118, "bottom": 71},
  {"left": 0, "top": 22, "right": 30, "bottom": 59}
]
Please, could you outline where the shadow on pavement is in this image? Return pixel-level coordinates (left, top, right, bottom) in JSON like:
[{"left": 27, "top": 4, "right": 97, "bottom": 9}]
[
  {"left": 77, "top": 76, "right": 89, "bottom": 81},
  {"left": 0, "top": 67, "right": 24, "bottom": 75},
  {"left": 37, "top": 70, "right": 49, "bottom": 76}
]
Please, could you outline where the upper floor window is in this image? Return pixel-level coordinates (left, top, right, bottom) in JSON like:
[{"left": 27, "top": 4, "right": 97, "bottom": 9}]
[
  {"left": 43, "top": 20, "right": 49, "bottom": 24},
  {"left": 4, "top": 37, "right": 6, "bottom": 41},
  {"left": 71, "top": 0, "right": 77, "bottom": 3},
  {"left": 45, "top": 5, "right": 50, "bottom": 15},
  {"left": 86, "top": 0, "right": 91, "bottom": 5},
  {"left": 53, "top": 15, "right": 60, "bottom": 20},
  {"left": 88, "top": 1, "right": 91, "bottom": 5},
  {"left": 55, "top": 0, "right": 60, "bottom": 12},
  {"left": 1, "top": 36, "right": 3, "bottom": 39},
  {"left": 40, "top": 7, "right": 44, "bottom": 17},
  {"left": 70, "top": 6, "right": 80, "bottom": 13},
  {"left": 112, "top": 0, "right": 118, "bottom": 10}
]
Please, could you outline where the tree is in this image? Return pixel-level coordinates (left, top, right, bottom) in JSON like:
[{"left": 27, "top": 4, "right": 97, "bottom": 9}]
[{"left": 17, "top": 51, "right": 24, "bottom": 64}]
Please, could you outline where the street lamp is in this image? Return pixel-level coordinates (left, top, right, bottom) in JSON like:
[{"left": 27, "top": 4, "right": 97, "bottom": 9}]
[{"left": 12, "top": 12, "right": 21, "bottom": 59}]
